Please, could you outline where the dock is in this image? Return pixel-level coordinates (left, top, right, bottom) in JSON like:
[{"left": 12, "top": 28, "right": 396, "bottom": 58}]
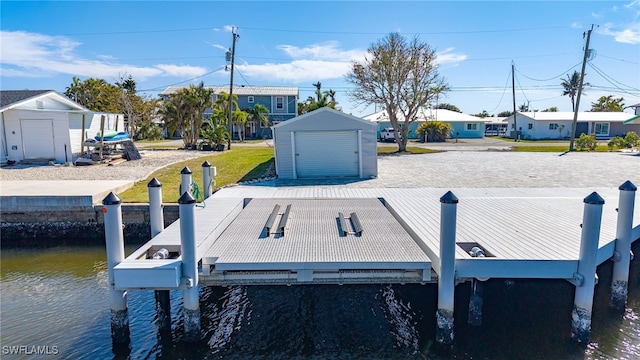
[{"left": 102, "top": 175, "right": 639, "bottom": 347}]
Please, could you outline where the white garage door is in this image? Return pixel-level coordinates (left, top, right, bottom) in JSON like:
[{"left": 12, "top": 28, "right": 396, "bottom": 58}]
[
  {"left": 21, "top": 119, "right": 55, "bottom": 159},
  {"left": 294, "top": 131, "right": 359, "bottom": 178}
]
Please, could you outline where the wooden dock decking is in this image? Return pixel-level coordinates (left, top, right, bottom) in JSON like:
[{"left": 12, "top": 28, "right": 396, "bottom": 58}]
[{"left": 116, "top": 186, "right": 639, "bottom": 288}]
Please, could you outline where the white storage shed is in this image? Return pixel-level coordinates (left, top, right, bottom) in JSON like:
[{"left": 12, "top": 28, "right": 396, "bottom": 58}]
[
  {"left": 273, "top": 107, "right": 378, "bottom": 179},
  {"left": 0, "top": 90, "right": 123, "bottom": 164}
]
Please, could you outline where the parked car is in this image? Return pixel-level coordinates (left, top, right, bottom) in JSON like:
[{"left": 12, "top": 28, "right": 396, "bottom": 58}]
[{"left": 380, "top": 127, "right": 399, "bottom": 142}]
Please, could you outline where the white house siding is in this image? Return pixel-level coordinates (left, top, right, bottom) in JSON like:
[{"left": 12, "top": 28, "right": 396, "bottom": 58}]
[
  {"left": 3, "top": 109, "right": 72, "bottom": 163},
  {"left": 274, "top": 108, "right": 377, "bottom": 179},
  {"left": 0, "top": 113, "right": 7, "bottom": 163}
]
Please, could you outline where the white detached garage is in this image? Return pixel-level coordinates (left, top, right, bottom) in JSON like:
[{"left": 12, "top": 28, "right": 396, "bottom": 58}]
[{"left": 273, "top": 107, "right": 378, "bottom": 179}]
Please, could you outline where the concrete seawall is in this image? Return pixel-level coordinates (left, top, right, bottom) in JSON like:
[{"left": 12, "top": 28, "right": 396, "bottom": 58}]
[{"left": 1, "top": 204, "right": 180, "bottom": 247}]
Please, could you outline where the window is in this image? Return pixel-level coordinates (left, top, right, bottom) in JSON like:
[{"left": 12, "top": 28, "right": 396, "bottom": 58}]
[
  {"left": 248, "top": 96, "right": 254, "bottom": 103},
  {"left": 528, "top": 123, "right": 533, "bottom": 130},
  {"left": 595, "top": 122, "right": 609, "bottom": 136},
  {"left": 466, "top": 123, "right": 477, "bottom": 131},
  {"left": 275, "top": 96, "right": 284, "bottom": 110},
  {"left": 549, "top": 123, "right": 559, "bottom": 130}
]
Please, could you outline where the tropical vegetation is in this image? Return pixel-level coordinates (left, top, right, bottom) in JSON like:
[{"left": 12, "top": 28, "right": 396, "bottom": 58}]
[
  {"left": 416, "top": 121, "right": 452, "bottom": 142},
  {"left": 298, "top": 81, "right": 339, "bottom": 114},
  {"left": 590, "top": 95, "right": 625, "bottom": 112},
  {"left": 608, "top": 131, "right": 639, "bottom": 150},
  {"left": 561, "top": 71, "right": 590, "bottom": 112},
  {"left": 64, "top": 75, "right": 162, "bottom": 140}
]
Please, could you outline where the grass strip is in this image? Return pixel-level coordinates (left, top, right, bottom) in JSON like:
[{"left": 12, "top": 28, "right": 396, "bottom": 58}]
[{"left": 119, "top": 147, "right": 274, "bottom": 203}]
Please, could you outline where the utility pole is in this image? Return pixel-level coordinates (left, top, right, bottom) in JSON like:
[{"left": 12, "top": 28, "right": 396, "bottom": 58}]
[
  {"left": 227, "top": 27, "right": 238, "bottom": 150},
  {"left": 511, "top": 61, "right": 518, "bottom": 141},
  {"left": 570, "top": 25, "right": 594, "bottom": 152}
]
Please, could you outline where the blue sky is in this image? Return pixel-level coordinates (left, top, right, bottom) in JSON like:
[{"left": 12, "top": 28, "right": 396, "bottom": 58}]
[{"left": 1, "top": 1, "right": 639, "bottom": 117}]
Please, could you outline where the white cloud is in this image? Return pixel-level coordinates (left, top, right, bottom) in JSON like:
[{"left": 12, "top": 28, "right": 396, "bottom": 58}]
[
  {"left": 599, "top": 23, "right": 640, "bottom": 44},
  {"left": 436, "top": 48, "right": 468, "bottom": 65},
  {"left": 0, "top": 30, "right": 209, "bottom": 81},
  {"left": 277, "top": 41, "right": 366, "bottom": 61},
  {"left": 237, "top": 60, "right": 351, "bottom": 83}
]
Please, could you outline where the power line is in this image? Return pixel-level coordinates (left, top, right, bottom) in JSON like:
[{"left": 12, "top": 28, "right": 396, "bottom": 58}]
[
  {"left": 138, "top": 66, "right": 227, "bottom": 92},
  {"left": 515, "top": 62, "right": 582, "bottom": 82},
  {"left": 588, "top": 62, "right": 640, "bottom": 92},
  {"left": 596, "top": 54, "right": 640, "bottom": 65},
  {"left": 56, "top": 24, "right": 571, "bottom": 37},
  {"left": 486, "top": 68, "right": 513, "bottom": 114}
]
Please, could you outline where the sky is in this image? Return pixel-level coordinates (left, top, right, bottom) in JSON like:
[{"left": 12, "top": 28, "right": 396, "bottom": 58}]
[{"left": 1, "top": 1, "right": 639, "bottom": 117}]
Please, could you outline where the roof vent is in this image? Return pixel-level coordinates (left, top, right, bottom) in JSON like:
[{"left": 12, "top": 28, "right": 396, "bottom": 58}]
[{"left": 36, "top": 100, "right": 44, "bottom": 109}]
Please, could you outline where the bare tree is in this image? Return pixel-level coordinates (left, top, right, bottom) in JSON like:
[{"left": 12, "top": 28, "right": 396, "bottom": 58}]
[{"left": 345, "top": 32, "right": 448, "bottom": 152}]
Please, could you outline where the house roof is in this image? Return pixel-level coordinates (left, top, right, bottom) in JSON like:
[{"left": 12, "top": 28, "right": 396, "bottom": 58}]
[
  {"left": 363, "top": 109, "right": 483, "bottom": 123},
  {"left": 1, "top": 90, "right": 51, "bottom": 109},
  {"left": 160, "top": 85, "right": 299, "bottom": 97},
  {"left": 273, "top": 107, "right": 375, "bottom": 129},
  {"left": 623, "top": 115, "right": 640, "bottom": 124},
  {"left": 0, "top": 90, "right": 86, "bottom": 112},
  {"left": 510, "top": 111, "right": 636, "bottom": 122}
]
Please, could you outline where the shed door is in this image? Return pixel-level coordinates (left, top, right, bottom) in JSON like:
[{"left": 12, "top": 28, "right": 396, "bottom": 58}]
[
  {"left": 294, "top": 131, "right": 359, "bottom": 178},
  {"left": 21, "top": 119, "right": 55, "bottom": 159}
]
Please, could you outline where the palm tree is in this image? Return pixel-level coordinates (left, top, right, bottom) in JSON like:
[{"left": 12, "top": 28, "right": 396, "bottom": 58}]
[
  {"left": 213, "top": 92, "right": 240, "bottom": 140},
  {"left": 245, "top": 103, "right": 270, "bottom": 139},
  {"left": 561, "top": 71, "right": 590, "bottom": 112}
]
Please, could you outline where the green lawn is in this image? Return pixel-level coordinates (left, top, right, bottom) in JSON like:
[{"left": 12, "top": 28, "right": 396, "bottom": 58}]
[{"left": 119, "top": 147, "right": 274, "bottom": 203}]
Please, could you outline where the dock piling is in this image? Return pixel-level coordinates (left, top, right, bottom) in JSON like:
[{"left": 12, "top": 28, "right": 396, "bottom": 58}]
[
  {"left": 437, "top": 191, "right": 458, "bottom": 345},
  {"left": 148, "top": 178, "right": 171, "bottom": 332},
  {"left": 179, "top": 191, "right": 201, "bottom": 342},
  {"left": 180, "top": 167, "right": 192, "bottom": 199},
  {"left": 148, "top": 178, "right": 164, "bottom": 238},
  {"left": 102, "top": 192, "right": 130, "bottom": 346},
  {"left": 202, "top": 161, "right": 215, "bottom": 199},
  {"left": 610, "top": 180, "right": 637, "bottom": 311},
  {"left": 571, "top": 192, "right": 605, "bottom": 343}
]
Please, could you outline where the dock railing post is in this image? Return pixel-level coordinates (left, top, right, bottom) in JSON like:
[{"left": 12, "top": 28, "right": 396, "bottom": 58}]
[
  {"left": 180, "top": 167, "right": 192, "bottom": 199},
  {"left": 437, "top": 191, "right": 458, "bottom": 345},
  {"left": 610, "top": 180, "right": 637, "bottom": 311},
  {"left": 148, "top": 178, "right": 164, "bottom": 238},
  {"left": 202, "top": 161, "right": 215, "bottom": 199},
  {"left": 179, "top": 191, "right": 200, "bottom": 342},
  {"left": 571, "top": 192, "right": 605, "bottom": 343},
  {"left": 102, "top": 192, "right": 130, "bottom": 346},
  {"left": 147, "top": 178, "right": 171, "bottom": 332}
]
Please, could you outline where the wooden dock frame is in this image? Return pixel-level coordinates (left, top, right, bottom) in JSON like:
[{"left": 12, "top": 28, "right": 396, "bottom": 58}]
[{"left": 102, "top": 174, "right": 639, "bottom": 347}]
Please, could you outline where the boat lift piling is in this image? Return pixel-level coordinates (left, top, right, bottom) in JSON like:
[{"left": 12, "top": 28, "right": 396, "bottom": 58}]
[
  {"left": 570, "top": 192, "right": 605, "bottom": 344},
  {"left": 178, "top": 191, "right": 201, "bottom": 342},
  {"left": 102, "top": 192, "right": 130, "bottom": 346},
  {"left": 180, "top": 167, "right": 192, "bottom": 198},
  {"left": 610, "top": 180, "right": 637, "bottom": 311},
  {"left": 436, "top": 191, "right": 458, "bottom": 345},
  {"left": 147, "top": 178, "right": 171, "bottom": 332},
  {"left": 202, "top": 161, "right": 216, "bottom": 200}
]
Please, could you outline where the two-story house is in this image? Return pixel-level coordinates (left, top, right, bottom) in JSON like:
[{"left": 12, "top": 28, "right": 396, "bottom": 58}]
[{"left": 160, "top": 85, "right": 299, "bottom": 139}]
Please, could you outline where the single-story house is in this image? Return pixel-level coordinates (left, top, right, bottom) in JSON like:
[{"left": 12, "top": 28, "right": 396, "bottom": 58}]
[
  {"left": 504, "top": 111, "right": 640, "bottom": 140},
  {"left": 362, "top": 109, "right": 485, "bottom": 139},
  {"left": 0, "top": 90, "right": 123, "bottom": 164},
  {"left": 273, "top": 107, "right": 377, "bottom": 179}
]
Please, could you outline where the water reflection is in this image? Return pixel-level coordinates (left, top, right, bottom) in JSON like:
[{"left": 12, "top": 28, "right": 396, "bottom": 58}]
[{"left": 0, "top": 244, "right": 638, "bottom": 359}]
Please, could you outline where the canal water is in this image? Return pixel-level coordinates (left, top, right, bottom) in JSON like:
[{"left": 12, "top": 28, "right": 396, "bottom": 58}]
[{"left": 1, "top": 244, "right": 639, "bottom": 360}]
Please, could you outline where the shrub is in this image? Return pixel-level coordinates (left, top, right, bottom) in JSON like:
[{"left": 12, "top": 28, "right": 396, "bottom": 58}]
[
  {"left": 417, "top": 121, "right": 452, "bottom": 142},
  {"left": 575, "top": 133, "right": 597, "bottom": 151},
  {"left": 607, "top": 131, "right": 640, "bottom": 150}
]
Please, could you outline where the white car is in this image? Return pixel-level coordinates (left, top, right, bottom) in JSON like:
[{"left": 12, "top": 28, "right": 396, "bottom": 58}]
[{"left": 379, "top": 127, "right": 398, "bottom": 142}]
